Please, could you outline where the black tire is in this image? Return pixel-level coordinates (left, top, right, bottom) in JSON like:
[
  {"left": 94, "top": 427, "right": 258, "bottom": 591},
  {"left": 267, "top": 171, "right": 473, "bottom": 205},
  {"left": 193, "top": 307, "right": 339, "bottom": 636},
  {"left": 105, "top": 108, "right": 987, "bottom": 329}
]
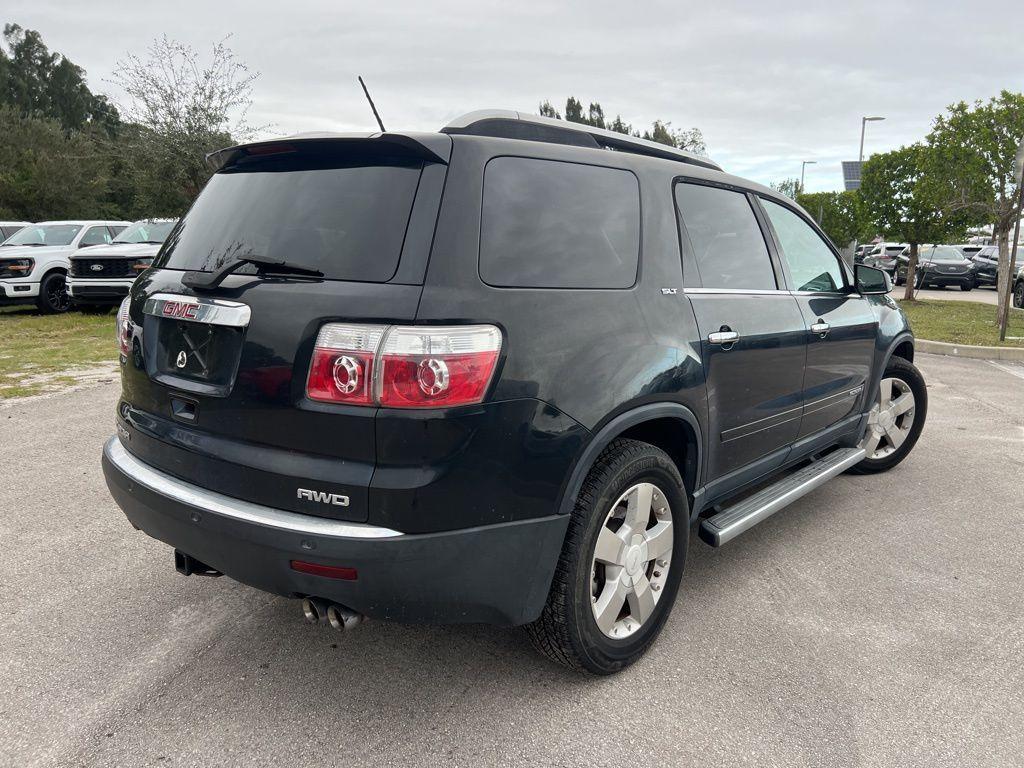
[
  {"left": 35, "top": 271, "right": 71, "bottom": 314},
  {"left": 894, "top": 272, "right": 904, "bottom": 287},
  {"left": 526, "top": 439, "right": 688, "bottom": 674},
  {"left": 848, "top": 357, "right": 927, "bottom": 475},
  {"left": 959, "top": 283, "right": 972, "bottom": 292},
  {"left": 1014, "top": 281, "right": 1024, "bottom": 309}
]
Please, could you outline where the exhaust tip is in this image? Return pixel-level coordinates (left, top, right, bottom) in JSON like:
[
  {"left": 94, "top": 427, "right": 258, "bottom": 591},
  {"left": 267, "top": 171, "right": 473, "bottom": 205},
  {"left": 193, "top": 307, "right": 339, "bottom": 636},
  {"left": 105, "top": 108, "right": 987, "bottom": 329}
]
[
  {"left": 326, "top": 603, "right": 364, "bottom": 631},
  {"left": 301, "top": 597, "right": 326, "bottom": 624}
]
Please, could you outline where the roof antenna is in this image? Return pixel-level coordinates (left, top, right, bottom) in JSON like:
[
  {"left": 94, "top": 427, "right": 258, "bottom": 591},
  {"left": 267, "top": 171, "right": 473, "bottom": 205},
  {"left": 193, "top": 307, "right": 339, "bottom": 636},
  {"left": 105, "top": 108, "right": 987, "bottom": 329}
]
[{"left": 358, "top": 76, "right": 386, "bottom": 132}]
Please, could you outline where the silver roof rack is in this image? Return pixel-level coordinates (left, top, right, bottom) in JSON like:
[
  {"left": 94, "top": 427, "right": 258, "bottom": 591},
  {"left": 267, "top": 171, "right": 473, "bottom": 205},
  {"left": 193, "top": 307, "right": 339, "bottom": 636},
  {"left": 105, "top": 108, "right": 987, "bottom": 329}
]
[{"left": 442, "top": 109, "right": 721, "bottom": 171}]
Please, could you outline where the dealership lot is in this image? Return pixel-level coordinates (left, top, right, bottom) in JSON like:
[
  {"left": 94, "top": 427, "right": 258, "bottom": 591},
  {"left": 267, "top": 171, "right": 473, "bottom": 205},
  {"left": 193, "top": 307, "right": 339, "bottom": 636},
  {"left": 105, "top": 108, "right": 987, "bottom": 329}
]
[{"left": 1, "top": 353, "right": 1022, "bottom": 767}]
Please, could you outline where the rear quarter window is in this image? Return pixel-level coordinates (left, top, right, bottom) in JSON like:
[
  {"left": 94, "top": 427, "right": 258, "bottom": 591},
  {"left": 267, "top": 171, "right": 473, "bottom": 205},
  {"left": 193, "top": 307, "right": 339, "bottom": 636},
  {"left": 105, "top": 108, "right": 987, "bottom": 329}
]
[{"left": 479, "top": 156, "right": 640, "bottom": 289}]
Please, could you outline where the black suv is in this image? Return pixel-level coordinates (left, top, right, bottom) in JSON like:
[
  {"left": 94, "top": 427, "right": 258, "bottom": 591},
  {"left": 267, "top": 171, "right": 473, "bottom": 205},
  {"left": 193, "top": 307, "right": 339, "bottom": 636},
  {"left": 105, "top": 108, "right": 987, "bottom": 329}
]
[{"left": 102, "top": 111, "right": 927, "bottom": 674}]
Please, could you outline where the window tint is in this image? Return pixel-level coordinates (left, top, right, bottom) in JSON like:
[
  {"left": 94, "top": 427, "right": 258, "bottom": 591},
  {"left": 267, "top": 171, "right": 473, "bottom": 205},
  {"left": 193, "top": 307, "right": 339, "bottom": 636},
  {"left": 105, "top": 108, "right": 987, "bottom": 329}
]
[
  {"left": 480, "top": 157, "right": 640, "bottom": 289},
  {"left": 79, "top": 226, "right": 112, "bottom": 247},
  {"left": 674, "top": 183, "right": 775, "bottom": 290},
  {"left": 156, "top": 156, "right": 422, "bottom": 282},
  {"left": 762, "top": 199, "right": 845, "bottom": 292}
]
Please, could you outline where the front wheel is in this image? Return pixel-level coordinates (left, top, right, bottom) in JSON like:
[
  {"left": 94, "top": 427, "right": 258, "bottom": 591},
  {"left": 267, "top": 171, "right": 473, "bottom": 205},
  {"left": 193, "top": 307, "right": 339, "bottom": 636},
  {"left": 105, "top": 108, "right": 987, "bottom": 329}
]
[
  {"left": 36, "top": 272, "right": 71, "bottom": 314},
  {"left": 1014, "top": 281, "right": 1024, "bottom": 309},
  {"left": 526, "top": 439, "right": 688, "bottom": 674},
  {"left": 960, "top": 282, "right": 973, "bottom": 291},
  {"left": 849, "top": 357, "right": 927, "bottom": 475}
]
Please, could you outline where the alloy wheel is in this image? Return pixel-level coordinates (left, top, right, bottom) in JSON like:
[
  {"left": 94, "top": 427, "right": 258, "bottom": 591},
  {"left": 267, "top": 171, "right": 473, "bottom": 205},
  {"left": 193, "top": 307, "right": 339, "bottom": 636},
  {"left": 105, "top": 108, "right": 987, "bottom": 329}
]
[
  {"left": 590, "top": 482, "right": 674, "bottom": 639},
  {"left": 860, "top": 377, "right": 916, "bottom": 459},
  {"left": 47, "top": 275, "right": 71, "bottom": 312}
]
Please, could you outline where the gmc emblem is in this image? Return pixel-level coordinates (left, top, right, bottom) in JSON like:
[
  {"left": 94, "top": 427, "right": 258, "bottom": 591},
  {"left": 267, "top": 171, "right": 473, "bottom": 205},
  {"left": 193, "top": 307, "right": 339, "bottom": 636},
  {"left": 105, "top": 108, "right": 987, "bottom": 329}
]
[
  {"left": 297, "top": 488, "right": 350, "bottom": 506},
  {"left": 162, "top": 301, "right": 199, "bottom": 320}
]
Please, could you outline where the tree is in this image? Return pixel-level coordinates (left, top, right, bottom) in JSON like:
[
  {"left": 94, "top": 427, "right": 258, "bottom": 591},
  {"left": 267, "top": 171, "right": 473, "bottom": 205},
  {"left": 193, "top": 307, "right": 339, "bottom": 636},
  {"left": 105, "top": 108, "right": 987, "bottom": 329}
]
[
  {"left": 0, "top": 106, "right": 112, "bottom": 220},
  {"left": 772, "top": 178, "right": 802, "bottom": 199},
  {"left": 795, "top": 190, "right": 872, "bottom": 251},
  {"left": 861, "top": 144, "right": 969, "bottom": 300},
  {"left": 927, "top": 91, "right": 1024, "bottom": 327},
  {"left": 539, "top": 96, "right": 706, "bottom": 154},
  {"left": 110, "top": 35, "right": 261, "bottom": 214},
  {"left": 0, "top": 24, "right": 119, "bottom": 135}
]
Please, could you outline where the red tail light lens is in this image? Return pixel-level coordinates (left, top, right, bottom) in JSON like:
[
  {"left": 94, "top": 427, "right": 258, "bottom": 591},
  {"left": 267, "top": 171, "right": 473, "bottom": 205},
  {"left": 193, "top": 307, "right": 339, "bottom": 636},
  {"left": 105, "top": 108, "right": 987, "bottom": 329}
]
[
  {"left": 304, "top": 323, "right": 502, "bottom": 408},
  {"left": 379, "top": 325, "right": 502, "bottom": 408},
  {"left": 306, "top": 324, "right": 386, "bottom": 404},
  {"left": 116, "top": 296, "right": 132, "bottom": 356}
]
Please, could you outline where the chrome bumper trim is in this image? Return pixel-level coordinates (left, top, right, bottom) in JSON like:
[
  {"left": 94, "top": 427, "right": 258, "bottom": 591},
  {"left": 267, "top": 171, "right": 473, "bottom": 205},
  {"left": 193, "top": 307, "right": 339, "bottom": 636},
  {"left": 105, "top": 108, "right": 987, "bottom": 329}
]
[{"left": 104, "top": 437, "right": 403, "bottom": 539}]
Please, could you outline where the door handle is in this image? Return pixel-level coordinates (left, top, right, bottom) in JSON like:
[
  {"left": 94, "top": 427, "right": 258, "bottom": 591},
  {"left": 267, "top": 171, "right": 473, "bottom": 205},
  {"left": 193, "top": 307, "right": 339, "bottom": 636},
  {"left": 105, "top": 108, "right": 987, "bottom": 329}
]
[
  {"left": 708, "top": 330, "right": 740, "bottom": 345},
  {"left": 810, "top": 321, "right": 830, "bottom": 336}
]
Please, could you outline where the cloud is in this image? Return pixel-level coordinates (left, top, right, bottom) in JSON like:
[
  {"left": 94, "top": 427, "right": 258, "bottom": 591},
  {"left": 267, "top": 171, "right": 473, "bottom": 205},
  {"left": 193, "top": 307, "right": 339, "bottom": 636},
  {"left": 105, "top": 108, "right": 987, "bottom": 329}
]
[{"left": 7, "top": 0, "right": 1023, "bottom": 191}]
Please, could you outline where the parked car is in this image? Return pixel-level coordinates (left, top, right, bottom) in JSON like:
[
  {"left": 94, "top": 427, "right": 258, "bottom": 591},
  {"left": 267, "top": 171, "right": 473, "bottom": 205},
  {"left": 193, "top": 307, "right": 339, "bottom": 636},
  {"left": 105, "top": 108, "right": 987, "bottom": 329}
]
[
  {"left": 895, "top": 245, "right": 975, "bottom": 290},
  {"left": 101, "top": 111, "right": 926, "bottom": 674},
  {"left": 853, "top": 244, "right": 874, "bottom": 264},
  {"left": 964, "top": 245, "right": 1008, "bottom": 289},
  {"left": 1014, "top": 264, "right": 1024, "bottom": 309},
  {"left": 862, "top": 242, "right": 908, "bottom": 277},
  {"left": 68, "top": 219, "right": 179, "bottom": 309},
  {"left": 0, "top": 221, "right": 131, "bottom": 312},
  {"left": 0, "top": 221, "right": 31, "bottom": 244},
  {"left": 951, "top": 243, "right": 985, "bottom": 262}
]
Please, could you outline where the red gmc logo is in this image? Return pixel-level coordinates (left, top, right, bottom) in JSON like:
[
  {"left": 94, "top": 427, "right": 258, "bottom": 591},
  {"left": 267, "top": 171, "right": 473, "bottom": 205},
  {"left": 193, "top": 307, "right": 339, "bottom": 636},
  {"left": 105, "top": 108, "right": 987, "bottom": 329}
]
[{"left": 162, "top": 301, "right": 199, "bottom": 320}]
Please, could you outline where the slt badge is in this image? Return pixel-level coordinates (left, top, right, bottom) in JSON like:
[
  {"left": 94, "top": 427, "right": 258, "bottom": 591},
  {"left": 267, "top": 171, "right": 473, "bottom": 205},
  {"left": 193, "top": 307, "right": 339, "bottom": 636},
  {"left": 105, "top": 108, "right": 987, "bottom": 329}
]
[{"left": 176, "top": 351, "right": 188, "bottom": 368}]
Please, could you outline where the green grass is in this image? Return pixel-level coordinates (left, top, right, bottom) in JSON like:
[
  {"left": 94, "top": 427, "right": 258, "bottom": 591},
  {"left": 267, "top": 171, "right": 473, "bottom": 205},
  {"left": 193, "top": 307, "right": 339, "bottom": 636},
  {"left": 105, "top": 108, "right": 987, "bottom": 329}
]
[
  {"left": 0, "top": 305, "right": 117, "bottom": 399},
  {"left": 896, "top": 299, "right": 1024, "bottom": 347}
]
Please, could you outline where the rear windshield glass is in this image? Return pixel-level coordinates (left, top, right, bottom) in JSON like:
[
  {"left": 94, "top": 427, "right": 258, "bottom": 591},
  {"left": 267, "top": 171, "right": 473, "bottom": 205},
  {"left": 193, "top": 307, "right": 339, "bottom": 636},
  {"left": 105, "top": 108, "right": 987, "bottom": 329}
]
[
  {"left": 885, "top": 247, "right": 904, "bottom": 255},
  {"left": 479, "top": 157, "right": 640, "bottom": 289},
  {"left": 155, "top": 155, "right": 422, "bottom": 282}
]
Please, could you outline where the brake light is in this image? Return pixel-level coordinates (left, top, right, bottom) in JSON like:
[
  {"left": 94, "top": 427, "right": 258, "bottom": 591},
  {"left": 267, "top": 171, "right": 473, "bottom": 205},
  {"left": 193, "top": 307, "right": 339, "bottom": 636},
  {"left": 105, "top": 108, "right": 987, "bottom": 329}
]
[
  {"left": 305, "top": 323, "right": 502, "bottom": 408},
  {"left": 378, "top": 325, "right": 502, "bottom": 408},
  {"left": 306, "top": 324, "right": 386, "bottom": 405},
  {"left": 116, "top": 296, "right": 132, "bottom": 356}
]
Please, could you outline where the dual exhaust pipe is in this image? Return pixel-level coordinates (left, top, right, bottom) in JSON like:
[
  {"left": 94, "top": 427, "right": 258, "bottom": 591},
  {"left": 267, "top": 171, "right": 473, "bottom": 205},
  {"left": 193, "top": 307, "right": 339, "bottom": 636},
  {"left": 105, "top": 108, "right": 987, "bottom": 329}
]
[{"left": 301, "top": 597, "right": 364, "bottom": 632}]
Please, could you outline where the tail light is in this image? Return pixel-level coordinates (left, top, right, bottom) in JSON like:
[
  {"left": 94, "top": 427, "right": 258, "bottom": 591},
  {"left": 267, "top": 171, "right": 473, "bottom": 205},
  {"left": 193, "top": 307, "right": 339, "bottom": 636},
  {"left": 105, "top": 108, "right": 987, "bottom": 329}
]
[
  {"left": 116, "top": 296, "right": 132, "bottom": 356},
  {"left": 306, "top": 324, "right": 387, "bottom": 405},
  {"left": 306, "top": 323, "right": 502, "bottom": 408}
]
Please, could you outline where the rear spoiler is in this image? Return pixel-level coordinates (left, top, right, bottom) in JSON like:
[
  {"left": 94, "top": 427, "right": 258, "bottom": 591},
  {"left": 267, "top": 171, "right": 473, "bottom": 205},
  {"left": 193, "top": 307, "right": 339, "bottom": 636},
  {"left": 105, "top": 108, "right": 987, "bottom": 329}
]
[{"left": 206, "top": 131, "right": 452, "bottom": 171}]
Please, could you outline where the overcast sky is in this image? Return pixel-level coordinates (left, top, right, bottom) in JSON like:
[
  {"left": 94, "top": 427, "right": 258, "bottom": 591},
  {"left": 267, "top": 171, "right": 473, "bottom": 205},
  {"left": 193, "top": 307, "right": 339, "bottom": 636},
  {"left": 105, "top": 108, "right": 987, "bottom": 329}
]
[{"left": 8, "top": 0, "right": 1023, "bottom": 192}]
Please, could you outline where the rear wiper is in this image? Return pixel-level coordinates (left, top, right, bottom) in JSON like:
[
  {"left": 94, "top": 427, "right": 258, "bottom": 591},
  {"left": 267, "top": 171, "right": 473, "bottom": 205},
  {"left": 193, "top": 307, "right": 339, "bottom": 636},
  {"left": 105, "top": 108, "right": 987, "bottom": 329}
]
[{"left": 182, "top": 255, "right": 324, "bottom": 291}]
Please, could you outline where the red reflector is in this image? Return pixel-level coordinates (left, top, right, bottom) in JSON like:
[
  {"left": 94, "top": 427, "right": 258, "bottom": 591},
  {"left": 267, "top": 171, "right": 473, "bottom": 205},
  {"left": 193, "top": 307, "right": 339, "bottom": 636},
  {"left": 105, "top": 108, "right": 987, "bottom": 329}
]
[{"left": 290, "top": 561, "right": 358, "bottom": 580}]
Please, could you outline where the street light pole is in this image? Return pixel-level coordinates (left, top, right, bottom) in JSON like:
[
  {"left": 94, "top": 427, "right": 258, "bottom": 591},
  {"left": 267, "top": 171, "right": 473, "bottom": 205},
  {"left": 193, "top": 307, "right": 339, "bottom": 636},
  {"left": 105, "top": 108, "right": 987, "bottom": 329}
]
[
  {"left": 800, "top": 160, "right": 817, "bottom": 193},
  {"left": 859, "top": 116, "right": 886, "bottom": 164}
]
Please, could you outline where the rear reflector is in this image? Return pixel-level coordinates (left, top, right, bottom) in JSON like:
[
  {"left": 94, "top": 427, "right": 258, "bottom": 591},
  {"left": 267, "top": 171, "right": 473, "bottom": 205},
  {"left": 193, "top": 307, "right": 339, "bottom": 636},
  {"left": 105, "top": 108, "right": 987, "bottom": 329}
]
[{"left": 290, "top": 560, "right": 358, "bottom": 580}]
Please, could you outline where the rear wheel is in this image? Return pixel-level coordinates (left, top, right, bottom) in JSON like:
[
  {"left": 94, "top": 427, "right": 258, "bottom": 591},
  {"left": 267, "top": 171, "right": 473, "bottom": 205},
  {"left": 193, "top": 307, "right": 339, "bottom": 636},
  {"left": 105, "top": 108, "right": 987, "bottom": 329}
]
[
  {"left": 526, "top": 439, "right": 688, "bottom": 674},
  {"left": 849, "top": 357, "right": 927, "bottom": 475},
  {"left": 35, "top": 271, "right": 70, "bottom": 314},
  {"left": 1014, "top": 281, "right": 1024, "bottom": 309}
]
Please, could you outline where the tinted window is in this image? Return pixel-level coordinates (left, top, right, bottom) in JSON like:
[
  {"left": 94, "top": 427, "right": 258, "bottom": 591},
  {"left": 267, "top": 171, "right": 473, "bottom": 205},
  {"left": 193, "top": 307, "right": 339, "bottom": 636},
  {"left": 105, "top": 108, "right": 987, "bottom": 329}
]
[
  {"left": 762, "top": 199, "right": 845, "bottom": 292},
  {"left": 79, "top": 226, "right": 112, "bottom": 247},
  {"left": 156, "top": 156, "right": 422, "bottom": 282},
  {"left": 480, "top": 157, "right": 640, "bottom": 289},
  {"left": 675, "top": 183, "right": 775, "bottom": 290}
]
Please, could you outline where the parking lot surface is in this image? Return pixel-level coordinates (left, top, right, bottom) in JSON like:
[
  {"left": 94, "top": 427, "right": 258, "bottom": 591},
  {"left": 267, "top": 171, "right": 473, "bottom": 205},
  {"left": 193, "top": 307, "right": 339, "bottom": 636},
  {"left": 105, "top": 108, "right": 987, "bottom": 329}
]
[
  {"left": 2, "top": 353, "right": 1022, "bottom": 768},
  {"left": 888, "top": 285, "right": 1002, "bottom": 305}
]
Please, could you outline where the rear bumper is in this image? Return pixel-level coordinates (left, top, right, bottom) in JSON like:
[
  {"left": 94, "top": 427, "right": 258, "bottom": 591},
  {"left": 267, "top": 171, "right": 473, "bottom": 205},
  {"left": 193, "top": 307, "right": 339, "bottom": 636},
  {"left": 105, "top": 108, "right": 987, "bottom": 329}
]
[{"left": 102, "top": 437, "right": 568, "bottom": 625}]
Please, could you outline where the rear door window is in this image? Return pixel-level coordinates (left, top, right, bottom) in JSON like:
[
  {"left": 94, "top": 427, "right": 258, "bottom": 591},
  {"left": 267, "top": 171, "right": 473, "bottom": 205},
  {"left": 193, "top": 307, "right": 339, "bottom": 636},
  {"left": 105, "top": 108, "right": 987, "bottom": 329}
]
[
  {"left": 761, "top": 199, "right": 846, "bottom": 292},
  {"left": 674, "top": 182, "right": 776, "bottom": 290},
  {"left": 156, "top": 155, "right": 423, "bottom": 282},
  {"left": 479, "top": 157, "right": 640, "bottom": 289}
]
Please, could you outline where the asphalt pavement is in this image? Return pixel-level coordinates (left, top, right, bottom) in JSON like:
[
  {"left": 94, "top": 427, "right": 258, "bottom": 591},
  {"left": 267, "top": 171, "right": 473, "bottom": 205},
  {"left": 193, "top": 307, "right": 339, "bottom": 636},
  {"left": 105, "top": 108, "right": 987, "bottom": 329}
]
[{"left": 1, "top": 353, "right": 1022, "bottom": 767}]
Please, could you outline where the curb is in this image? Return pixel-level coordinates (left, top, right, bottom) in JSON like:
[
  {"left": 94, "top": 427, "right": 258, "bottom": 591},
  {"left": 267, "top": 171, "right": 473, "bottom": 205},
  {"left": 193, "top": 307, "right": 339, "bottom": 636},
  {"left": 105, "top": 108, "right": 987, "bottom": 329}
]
[{"left": 916, "top": 338, "right": 1024, "bottom": 362}]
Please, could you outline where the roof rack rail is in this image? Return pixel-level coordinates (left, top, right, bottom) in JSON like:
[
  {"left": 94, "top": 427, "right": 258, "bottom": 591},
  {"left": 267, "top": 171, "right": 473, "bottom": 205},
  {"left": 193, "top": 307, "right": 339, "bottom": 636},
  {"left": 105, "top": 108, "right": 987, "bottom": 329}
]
[{"left": 441, "top": 110, "right": 721, "bottom": 171}]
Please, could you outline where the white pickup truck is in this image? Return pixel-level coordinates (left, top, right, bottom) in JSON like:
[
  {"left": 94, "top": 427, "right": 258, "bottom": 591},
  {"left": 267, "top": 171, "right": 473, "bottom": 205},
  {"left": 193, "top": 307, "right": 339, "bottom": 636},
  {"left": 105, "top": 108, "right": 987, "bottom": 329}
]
[{"left": 0, "top": 221, "right": 131, "bottom": 312}]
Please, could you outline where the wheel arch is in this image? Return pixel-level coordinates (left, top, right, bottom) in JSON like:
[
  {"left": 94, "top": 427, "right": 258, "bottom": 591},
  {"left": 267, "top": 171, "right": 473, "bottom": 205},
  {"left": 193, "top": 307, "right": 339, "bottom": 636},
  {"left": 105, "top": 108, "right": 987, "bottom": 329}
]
[
  {"left": 888, "top": 334, "right": 915, "bottom": 364},
  {"left": 557, "top": 403, "right": 702, "bottom": 518}
]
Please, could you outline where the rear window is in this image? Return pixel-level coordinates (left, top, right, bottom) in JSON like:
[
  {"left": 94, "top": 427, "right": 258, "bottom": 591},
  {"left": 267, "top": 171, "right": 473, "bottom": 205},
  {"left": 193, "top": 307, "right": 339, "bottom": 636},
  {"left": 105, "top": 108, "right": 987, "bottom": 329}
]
[
  {"left": 479, "top": 157, "right": 640, "bottom": 289},
  {"left": 156, "top": 155, "right": 423, "bottom": 282},
  {"left": 885, "top": 247, "right": 904, "bottom": 255}
]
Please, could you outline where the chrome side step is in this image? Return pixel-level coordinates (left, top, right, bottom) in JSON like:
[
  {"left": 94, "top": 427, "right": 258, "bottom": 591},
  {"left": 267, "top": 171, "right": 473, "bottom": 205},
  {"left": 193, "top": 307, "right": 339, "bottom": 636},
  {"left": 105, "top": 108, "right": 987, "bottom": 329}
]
[{"left": 698, "top": 447, "right": 866, "bottom": 547}]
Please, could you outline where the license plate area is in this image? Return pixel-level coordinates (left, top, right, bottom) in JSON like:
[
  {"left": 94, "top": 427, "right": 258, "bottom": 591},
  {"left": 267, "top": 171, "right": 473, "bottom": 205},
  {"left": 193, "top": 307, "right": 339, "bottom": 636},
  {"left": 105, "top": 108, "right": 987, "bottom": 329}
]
[{"left": 142, "top": 293, "right": 251, "bottom": 397}]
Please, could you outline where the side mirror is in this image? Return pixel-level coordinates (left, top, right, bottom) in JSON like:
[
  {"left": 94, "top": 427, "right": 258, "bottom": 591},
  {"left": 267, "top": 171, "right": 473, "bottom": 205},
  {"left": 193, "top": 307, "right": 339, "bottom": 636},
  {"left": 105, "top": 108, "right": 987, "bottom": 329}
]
[{"left": 855, "top": 264, "right": 891, "bottom": 295}]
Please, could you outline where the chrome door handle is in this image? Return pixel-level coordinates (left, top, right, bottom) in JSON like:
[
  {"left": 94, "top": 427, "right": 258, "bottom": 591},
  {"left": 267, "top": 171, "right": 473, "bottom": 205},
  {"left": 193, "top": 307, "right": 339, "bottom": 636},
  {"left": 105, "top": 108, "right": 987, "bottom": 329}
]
[
  {"left": 810, "top": 321, "right": 830, "bottom": 336},
  {"left": 708, "top": 330, "right": 740, "bottom": 345}
]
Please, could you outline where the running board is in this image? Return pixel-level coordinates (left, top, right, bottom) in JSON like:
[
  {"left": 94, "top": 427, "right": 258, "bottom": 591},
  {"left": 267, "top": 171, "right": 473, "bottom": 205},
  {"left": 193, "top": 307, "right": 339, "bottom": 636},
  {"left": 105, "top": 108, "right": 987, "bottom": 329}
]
[{"left": 698, "top": 447, "right": 866, "bottom": 547}]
